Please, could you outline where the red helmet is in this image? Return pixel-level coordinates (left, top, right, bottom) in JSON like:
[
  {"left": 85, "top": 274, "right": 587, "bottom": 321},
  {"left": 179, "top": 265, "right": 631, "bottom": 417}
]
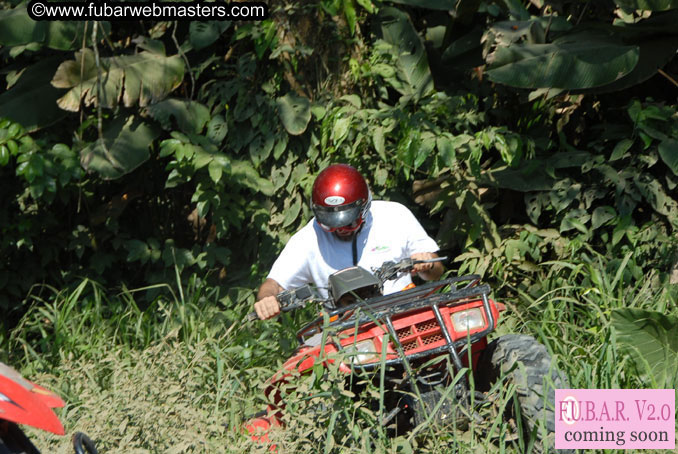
[{"left": 311, "top": 164, "right": 371, "bottom": 234}]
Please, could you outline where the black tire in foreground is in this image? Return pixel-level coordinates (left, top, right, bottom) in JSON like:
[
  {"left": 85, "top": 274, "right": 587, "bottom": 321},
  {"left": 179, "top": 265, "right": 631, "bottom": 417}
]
[
  {"left": 0, "top": 422, "right": 40, "bottom": 454},
  {"left": 474, "top": 334, "right": 573, "bottom": 454}
]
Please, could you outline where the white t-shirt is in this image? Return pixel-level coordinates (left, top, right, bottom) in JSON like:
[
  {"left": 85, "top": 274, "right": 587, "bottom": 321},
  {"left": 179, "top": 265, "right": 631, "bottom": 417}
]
[{"left": 268, "top": 200, "right": 439, "bottom": 297}]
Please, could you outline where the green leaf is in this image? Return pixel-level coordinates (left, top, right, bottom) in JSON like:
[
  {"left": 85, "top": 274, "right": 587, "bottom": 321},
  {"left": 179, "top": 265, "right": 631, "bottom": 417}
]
[
  {"left": 486, "top": 35, "right": 640, "bottom": 89},
  {"left": 614, "top": 0, "right": 678, "bottom": 11},
  {"left": 372, "top": 126, "right": 386, "bottom": 161},
  {"left": 249, "top": 133, "right": 275, "bottom": 167},
  {"left": 276, "top": 92, "right": 311, "bottom": 135},
  {"left": 126, "top": 239, "right": 151, "bottom": 264},
  {"left": 0, "top": 57, "right": 65, "bottom": 132},
  {"left": 611, "top": 138, "right": 633, "bottom": 161},
  {"left": 230, "top": 160, "right": 274, "bottom": 196},
  {"left": 549, "top": 179, "right": 581, "bottom": 213},
  {"left": 415, "top": 135, "right": 434, "bottom": 170},
  {"left": 355, "top": 0, "right": 375, "bottom": 13},
  {"left": 612, "top": 309, "right": 678, "bottom": 388},
  {"left": 273, "top": 133, "right": 288, "bottom": 160},
  {"left": 208, "top": 159, "right": 223, "bottom": 183},
  {"left": 6, "top": 140, "right": 18, "bottom": 156},
  {"left": 385, "top": 0, "right": 456, "bottom": 10},
  {"left": 633, "top": 173, "right": 678, "bottom": 224},
  {"left": 0, "top": 145, "right": 9, "bottom": 166},
  {"left": 207, "top": 115, "right": 228, "bottom": 145},
  {"left": 340, "top": 94, "right": 362, "bottom": 109},
  {"left": 559, "top": 209, "right": 590, "bottom": 234},
  {"left": 658, "top": 138, "right": 678, "bottom": 176},
  {"left": 488, "top": 162, "right": 555, "bottom": 191},
  {"left": 80, "top": 116, "right": 159, "bottom": 180},
  {"left": 332, "top": 117, "right": 351, "bottom": 146},
  {"left": 378, "top": 8, "right": 434, "bottom": 101},
  {"left": 612, "top": 216, "right": 637, "bottom": 246},
  {"left": 189, "top": 21, "right": 231, "bottom": 50},
  {"left": 145, "top": 98, "right": 210, "bottom": 134},
  {"left": 436, "top": 135, "right": 456, "bottom": 168},
  {"left": 52, "top": 49, "right": 185, "bottom": 112},
  {"left": 0, "top": 5, "right": 98, "bottom": 50},
  {"left": 282, "top": 194, "right": 302, "bottom": 228},
  {"left": 524, "top": 193, "right": 547, "bottom": 224},
  {"left": 441, "top": 26, "right": 484, "bottom": 63},
  {"left": 343, "top": 0, "right": 357, "bottom": 35},
  {"left": 193, "top": 149, "right": 213, "bottom": 170},
  {"left": 581, "top": 35, "right": 678, "bottom": 94},
  {"left": 591, "top": 206, "right": 617, "bottom": 229}
]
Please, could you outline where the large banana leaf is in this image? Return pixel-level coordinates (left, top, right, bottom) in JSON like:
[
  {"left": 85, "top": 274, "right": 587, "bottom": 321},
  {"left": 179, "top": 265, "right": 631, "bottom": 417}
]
[
  {"left": 145, "top": 99, "right": 210, "bottom": 134},
  {"left": 80, "top": 116, "right": 159, "bottom": 180},
  {"left": 611, "top": 308, "right": 678, "bottom": 388},
  {"left": 580, "top": 35, "right": 678, "bottom": 93},
  {"left": 378, "top": 7, "right": 434, "bottom": 101},
  {"left": 0, "top": 5, "right": 97, "bottom": 50},
  {"left": 0, "top": 57, "right": 65, "bottom": 131},
  {"left": 485, "top": 10, "right": 678, "bottom": 92},
  {"left": 51, "top": 48, "right": 184, "bottom": 112},
  {"left": 577, "top": 10, "right": 678, "bottom": 93},
  {"left": 486, "top": 33, "right": 640, "bottom": 89}
]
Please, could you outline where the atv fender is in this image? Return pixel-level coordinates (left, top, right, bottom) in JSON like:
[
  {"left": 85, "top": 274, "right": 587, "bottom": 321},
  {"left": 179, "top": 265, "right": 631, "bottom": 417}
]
[{"left": 0, "top": 373, "right": 65, "bottom": 435}]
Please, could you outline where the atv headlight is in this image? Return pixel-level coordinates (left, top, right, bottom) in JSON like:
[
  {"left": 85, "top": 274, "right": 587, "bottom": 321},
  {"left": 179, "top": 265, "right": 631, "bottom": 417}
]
[
  {"left": 452, "top": 308, "right": 485, "bottom": 332},
  {"left": 343, "top": 339, "right": 378, "bottom": 364}
]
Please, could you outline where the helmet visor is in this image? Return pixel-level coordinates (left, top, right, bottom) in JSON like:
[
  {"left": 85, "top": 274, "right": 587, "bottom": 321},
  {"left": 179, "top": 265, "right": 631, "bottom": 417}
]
[{"left": 313, "top": 200, "right": 363, "bottom": 229}]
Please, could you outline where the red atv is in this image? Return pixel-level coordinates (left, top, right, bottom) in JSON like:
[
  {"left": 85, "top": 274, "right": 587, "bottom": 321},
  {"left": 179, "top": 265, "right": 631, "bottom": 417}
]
[
  {"left": 0, "top": 362, "right": 97, "bottom": 454},
  {"left": 245, "top": 257, "right": 568, "bottom": 452}
]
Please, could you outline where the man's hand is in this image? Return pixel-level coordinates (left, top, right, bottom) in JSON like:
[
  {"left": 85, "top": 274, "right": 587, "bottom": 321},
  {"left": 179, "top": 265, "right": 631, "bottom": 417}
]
[
  {"left": 254, "top": 278, "right": 284, "bottom": 320},
  {"left": 254, "top": 295, "right": 281, "bottom": 320},
  {"left": 410, "top": 252, "right": 444, "bottom": 281}
]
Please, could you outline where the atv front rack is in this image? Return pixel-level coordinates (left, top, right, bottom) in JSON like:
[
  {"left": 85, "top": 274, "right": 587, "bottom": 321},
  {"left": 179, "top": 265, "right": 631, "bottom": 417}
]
[{"left": 296, "top": 274, "right": 495, "bottom": 374}]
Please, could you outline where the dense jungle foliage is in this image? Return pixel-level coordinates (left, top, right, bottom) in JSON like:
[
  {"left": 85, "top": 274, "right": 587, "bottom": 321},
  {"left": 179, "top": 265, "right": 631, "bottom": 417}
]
[{"left": 1, "top": 0, "right": 678, "bottom": 452}]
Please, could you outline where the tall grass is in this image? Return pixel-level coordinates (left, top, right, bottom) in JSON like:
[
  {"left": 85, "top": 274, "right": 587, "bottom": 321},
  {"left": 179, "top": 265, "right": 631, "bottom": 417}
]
[{"left": 1, "top": 258, "right": 676, "bottom": 453}]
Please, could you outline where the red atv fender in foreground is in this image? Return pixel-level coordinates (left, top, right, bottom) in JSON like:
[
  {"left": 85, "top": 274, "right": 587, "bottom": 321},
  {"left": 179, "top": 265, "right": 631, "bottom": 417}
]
[
  {"left": 244, "top": 258, "right": 569, "bottom": 454},
  {"left": 0, "top": 362, "right": 98, "bottom": 454}
]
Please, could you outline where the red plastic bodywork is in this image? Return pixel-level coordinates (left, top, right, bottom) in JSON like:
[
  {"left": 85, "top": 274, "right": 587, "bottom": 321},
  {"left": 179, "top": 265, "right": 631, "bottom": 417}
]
[
  {"left": 0, "top": 366, "right": 65, "bottom": 435},
  {"left": 245, "top": 297, "right": 505, "bottom": 440}
]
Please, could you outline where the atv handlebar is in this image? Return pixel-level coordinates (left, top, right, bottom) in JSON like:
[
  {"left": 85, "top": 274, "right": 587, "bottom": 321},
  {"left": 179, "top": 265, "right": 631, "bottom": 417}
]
[
  {"left": 372, "top": 256, "right": 447, "bottom": 283},
  {"left": 247, "top": 256, "right": 447, "bottom": 321},
  {"left": 246, "top": 285, "right": 324, "bottom": 322}
]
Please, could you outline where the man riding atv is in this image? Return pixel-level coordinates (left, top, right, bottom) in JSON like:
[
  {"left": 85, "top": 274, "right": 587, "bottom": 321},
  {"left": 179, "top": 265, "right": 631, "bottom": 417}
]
[
  {"left": 254, "top": 163, "right": 444, "bottom": 320},
  {"left": 247, "top": 164, "right": 569, "bottom": 454}
]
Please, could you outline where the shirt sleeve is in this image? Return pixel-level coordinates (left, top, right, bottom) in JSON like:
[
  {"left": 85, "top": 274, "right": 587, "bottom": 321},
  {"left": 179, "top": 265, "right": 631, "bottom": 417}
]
[
  {"left": 397, "top": 203, "right": 439, "bottom": 255},
  {"left": 267, "top": 229, "right": 313, "bottom": 291}
]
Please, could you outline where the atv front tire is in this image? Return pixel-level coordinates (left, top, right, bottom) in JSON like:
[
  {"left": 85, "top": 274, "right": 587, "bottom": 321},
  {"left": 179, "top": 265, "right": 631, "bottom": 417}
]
[{"left": 475, "top": 334, "right": 571, "bottom": 454}]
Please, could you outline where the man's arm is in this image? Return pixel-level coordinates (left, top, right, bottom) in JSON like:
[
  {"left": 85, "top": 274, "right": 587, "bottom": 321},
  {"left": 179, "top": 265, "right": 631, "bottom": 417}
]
[
  {"left": 254, "top": 278, "right": 284, "bottom": 320},
  {"left": 410, "top": 251, "right": 444, "bottom": 281}
]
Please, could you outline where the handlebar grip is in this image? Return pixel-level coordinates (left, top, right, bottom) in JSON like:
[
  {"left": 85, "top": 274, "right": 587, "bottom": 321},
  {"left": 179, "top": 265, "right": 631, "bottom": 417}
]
[
  {"left": 414, "top": 256, "right": 448, "bottom": 264},
  {"left": 247, "top": 285, "right": 310, "bottom": 322}
]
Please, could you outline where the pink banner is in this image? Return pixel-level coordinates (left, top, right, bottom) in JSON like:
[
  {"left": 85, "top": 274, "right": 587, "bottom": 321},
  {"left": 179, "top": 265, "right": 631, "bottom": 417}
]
[{"left": 555, "top": 389, "right": 676, "bottom": 450}]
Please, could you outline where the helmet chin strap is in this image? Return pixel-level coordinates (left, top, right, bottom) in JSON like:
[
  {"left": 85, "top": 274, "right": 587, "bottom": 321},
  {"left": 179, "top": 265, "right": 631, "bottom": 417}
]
[{"left": 352, "top": 234, "right": 358, "bottom": 266}]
